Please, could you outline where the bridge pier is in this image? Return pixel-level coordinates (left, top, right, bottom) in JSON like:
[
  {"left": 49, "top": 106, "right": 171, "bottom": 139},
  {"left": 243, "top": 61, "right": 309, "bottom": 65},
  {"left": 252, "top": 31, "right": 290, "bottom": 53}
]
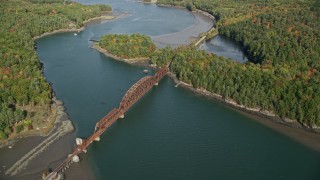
[
  {"left": 76, "top": 138, "right": 83, "bottom": 145},
  {"left": 72, "top": 155, "right": 80, "bottom": 163},
  {"left": 76, "top": 147, "right": 87, "bottom": 153}
]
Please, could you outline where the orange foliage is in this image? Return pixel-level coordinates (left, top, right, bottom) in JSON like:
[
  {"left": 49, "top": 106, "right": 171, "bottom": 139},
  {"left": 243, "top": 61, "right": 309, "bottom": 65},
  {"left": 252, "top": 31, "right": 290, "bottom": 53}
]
[
  {"left": 0, "top": 67, "right": 11, "bottom": 75},
  {"left": 50, "top": 9, "right": 57, "bottom": 15},
  {"left": 308, "top": 68, "right": 317, "bottom": 78},
  {"left": 252, "top": 17, "right": 257, "bottom": 23}
]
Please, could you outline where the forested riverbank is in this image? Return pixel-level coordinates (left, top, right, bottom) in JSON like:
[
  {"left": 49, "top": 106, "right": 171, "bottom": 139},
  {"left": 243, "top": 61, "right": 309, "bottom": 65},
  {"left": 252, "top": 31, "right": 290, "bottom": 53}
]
[
  {"left": 0, "top": 0, "right": 111, "bottom": 143},
  {"left": 154, "top": 0, "right": 320, "bottom": 129},
  {"left": 1, "top": 0, "right": 112, "bottom": 179}
]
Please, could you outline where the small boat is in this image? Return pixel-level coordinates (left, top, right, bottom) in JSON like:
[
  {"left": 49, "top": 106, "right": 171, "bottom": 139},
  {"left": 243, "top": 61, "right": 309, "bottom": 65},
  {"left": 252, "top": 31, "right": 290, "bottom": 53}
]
[
  {"left": 74, "top": 33, "right": 78, "bottom": 36},
  {"left": 143, "top": 69, "right": 149, "bottom": 74}
]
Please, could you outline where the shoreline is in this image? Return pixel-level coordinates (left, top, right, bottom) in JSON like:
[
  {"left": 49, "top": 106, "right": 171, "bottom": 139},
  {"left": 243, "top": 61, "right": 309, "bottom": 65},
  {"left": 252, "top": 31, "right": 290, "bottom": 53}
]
[
  {"left": 134, "top": 0, "right": 157, "bottom": 4},
  {"left": 92, "top": 43, "right": 150, "bottom": 65},
  {"left": 168, "top": 73, "right": 320, "bottom": 152},
  {"left": 151, "top": 9, "right": 213, "bottom": 48},
  {"left": 33, "top": 15, "right": 114, "bottom": 40},
  {"left": 0, "top": 96, "right": 71, "bottom": 149},
  {"left": 155, "top": 4, "right": 216, "bottom": 47},
  {"left": 0, "top": 96, "right": 74, "bottom": 179},
  {"left": 0, "top": 14, "right": 115, "bottom": 180}
]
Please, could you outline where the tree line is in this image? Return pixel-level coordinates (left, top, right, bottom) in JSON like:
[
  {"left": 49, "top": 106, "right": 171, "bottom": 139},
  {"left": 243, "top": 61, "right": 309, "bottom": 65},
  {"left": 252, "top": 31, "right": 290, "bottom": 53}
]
[{"left": 150, "top": 46, "right": 320, "bottom": 127}]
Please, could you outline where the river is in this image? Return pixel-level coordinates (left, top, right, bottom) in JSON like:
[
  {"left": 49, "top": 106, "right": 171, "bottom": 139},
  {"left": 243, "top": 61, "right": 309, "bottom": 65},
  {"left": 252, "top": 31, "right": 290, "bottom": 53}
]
[{"left": 34, "top": 0, "right": 320, "bottom": 179}]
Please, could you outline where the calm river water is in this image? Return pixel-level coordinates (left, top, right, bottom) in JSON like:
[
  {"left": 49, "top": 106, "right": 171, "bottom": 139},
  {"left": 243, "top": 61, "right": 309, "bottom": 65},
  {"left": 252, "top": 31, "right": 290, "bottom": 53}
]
[{"left": 36, "top": 0, "right": 320, "bottom": 179}]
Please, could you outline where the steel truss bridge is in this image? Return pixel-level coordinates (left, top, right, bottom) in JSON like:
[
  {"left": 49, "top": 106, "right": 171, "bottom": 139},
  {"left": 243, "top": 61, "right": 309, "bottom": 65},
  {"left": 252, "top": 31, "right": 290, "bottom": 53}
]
[{"left": 45, "top": 66, "right": 168, "bottom": 179}]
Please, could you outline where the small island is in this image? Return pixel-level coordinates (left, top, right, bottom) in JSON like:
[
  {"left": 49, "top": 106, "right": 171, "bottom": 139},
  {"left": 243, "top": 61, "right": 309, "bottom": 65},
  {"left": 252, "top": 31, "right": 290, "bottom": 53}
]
[{"left": 94, "top": 34, "right": 156, "bottom": 63}]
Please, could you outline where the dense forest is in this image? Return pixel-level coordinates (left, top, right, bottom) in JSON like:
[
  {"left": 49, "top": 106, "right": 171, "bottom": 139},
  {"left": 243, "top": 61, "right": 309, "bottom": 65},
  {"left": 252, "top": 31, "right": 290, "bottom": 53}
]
[
  {"left": 0, "top": 0, "right": 111, "bottom": 140},
  {"left": 153, "top": 0, "right": 320, "bottom": 127},
  {"left": 99, "top": 34, "right": 156, "bottom": 59}
]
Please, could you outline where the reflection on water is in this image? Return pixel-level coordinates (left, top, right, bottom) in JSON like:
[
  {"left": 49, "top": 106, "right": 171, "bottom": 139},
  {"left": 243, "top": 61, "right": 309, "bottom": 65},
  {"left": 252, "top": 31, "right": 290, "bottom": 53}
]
[{"left": 200, "top": 35, "right": 248, "bottom": 63}]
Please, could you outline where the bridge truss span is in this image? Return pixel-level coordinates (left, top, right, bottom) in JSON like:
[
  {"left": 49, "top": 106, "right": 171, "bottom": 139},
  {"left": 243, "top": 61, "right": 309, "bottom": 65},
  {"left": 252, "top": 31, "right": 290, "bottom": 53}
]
[
  {"left": 45, "top": 66, "right": 168, "bottom": 180},
  {"left": 119, "top": 76, "right": 155, "bottom": 113}
]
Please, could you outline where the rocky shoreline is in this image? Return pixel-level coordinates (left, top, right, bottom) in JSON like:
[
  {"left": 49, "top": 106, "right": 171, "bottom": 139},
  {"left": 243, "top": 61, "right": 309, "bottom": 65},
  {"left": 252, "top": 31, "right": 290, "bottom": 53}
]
[
  {"left": 0, "top": 96, "right": 73, "bottom": 147},
  {"left": 168, "top": 73, "right": 320, "bottom": 132},
  {"left": 3, "top": 97, "right": 74, "bottom": 177},
  {"left": 33, "top": 15, "right": 114, "bottom": 40},
  {"left": 0, "top": 95, "right": 76, "bottom": 179},
  {"left": 92, "top": 43, "right": 150, "bottom": 65}
]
